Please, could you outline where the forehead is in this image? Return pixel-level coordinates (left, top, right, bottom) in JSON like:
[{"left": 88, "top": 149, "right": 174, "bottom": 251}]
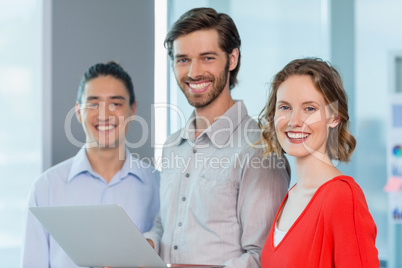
[
  {"left": 276, "top": 75, "right": 326, "bottom": 104},
  {"left": 82, "top": 75, "right": 129, "bottom": 99},
  {"left": 173, "top": 29, "right": 223, "bottom": 56}
]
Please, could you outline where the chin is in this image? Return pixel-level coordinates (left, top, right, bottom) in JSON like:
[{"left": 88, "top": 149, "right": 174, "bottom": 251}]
[
  {"left": 92, "top": 141, "right": 116, "bottom": 149},
  {"left": 282, "top": 147, "right": 310, "bottom": 158}
]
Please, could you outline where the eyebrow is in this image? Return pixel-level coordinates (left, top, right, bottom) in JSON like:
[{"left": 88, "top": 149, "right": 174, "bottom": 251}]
[
  {"left": 85, "top": 95, "right": 126, "bottom": 101},
  {"left": 200, "top": 51, "right": 219, "bottom": 57},
  {"left": 301, "top": 101, "right": 319, "bottom": 106},
  {"left": 276, "top": 100, "right": 290, "bottom": 106},
  {"left": 174, "top": 51, "right": 219, "bottom": 59},
  {"left": 110, "top": 96, "right": 126, "bottom": 101},
  {"left": 276, "top": 100, "right": 319, "bottom": 106},
  {"left": 174, "top": 54, "right": 187, "bottom": 59}
]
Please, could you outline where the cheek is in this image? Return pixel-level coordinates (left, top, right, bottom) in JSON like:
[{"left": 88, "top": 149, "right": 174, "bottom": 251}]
[
  {"left": 174, "top": 66, "right": 186, "bottom": 79},
  {"left": 274, "top": 126, "right": 282, "bottom": 140},
  {"left": 273, "top": 115, "right": 284, "bottom": 140},
  {"left": 79, "top": 111, "right": 89, "bottom": 123},
  {"left": 274, "top": 113, "right": 287, "bottom": 130},
  {"left": 304, "top": 111, "right": 322, "bottom": 126},
  {"left": 121, "top": 113, "right": 134, "bottom": 125},
  {"left": 304, "top": 111, "right": 328, "bottom": 133}
]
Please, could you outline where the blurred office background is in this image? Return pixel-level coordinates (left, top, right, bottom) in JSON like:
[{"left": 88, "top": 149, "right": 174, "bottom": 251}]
[{"left": 0, "top": 0, "right": 400, "bottom": 266}]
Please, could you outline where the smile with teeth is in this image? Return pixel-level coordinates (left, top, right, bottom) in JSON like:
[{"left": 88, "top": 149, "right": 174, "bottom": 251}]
[
  {"left": 188, "top": 81, "right": 211, "bottom": 93},
  {"left": 286, "top": 132, "right": 310, "bottom": 140},
  {"left": 97, "top": 125, "right": 116, "bottom": 131}
]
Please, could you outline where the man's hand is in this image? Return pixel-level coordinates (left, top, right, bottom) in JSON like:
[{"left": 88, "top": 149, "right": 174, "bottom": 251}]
[{"left": 147, "top": 238, "right": 155, "bottom": 249}]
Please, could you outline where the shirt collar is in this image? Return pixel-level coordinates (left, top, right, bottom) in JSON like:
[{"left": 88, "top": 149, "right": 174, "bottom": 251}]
[
  {"left": 120, "top": 149, "right": 145, "bottom": 183},
  {"left": 179, "top": 100, "right": 248, "bottom": 147},
  {"left": 67, "top": 147, "right": 144, "bottom": 183}
]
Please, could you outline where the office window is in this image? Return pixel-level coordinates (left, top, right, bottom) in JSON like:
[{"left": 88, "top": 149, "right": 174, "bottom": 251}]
[{"left": 0, "top": 0, "right": 42, "bottom": 266}]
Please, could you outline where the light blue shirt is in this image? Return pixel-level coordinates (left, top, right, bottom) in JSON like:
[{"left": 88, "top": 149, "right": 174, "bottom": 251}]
[{"left": 21, "top": 148, "right": 160, "bottom": 268}]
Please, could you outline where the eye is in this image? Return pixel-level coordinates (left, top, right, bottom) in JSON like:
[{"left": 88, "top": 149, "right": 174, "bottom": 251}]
[
  {"left": 204, "top": 56, "right": 215, "bottom": 61},
  {"left": 278, "top": 105, "right": 290, "bottom": 111},
  {"left": 108, "top": 103, "right": 123, "bottom": 111},
  {"left": 305, "top": 106, "right": 316, "bottom": 112},
  {"left": 85, "top": 102, "right": 98, "bottom": 109},
  {"left": 176, "top": 58, "right": 188, "bottom": 64}
]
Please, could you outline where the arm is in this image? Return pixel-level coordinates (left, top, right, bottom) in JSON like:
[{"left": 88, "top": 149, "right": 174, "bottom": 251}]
[
  {"left": 21, "top": 178, "right": 50, "bottom": 268},
  {"left": 143, "top": 211, "right": 163, "bottom": 254},
  {"left": 327, "top": 181, "right": 379, "bottom": 267},
  {"left": 224, "top": 151, "right": 290, "bottom": 268},
  {"left": 142, "top": 141, "right": 171, "bottom": 254}
]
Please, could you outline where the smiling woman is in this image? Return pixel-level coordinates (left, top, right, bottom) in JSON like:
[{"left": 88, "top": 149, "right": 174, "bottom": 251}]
[
  {"left": 0, "top": 0, "right": 43, "bottom": 266},
  {"left": 258, "top": 58, "right": 379, "bottom": 267},
  {"left": 274, "top": 75, "right": 339, "bottom": 163}
]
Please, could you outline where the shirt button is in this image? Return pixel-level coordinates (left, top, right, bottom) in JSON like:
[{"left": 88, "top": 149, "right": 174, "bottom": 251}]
[
  {"left": 182, "top": 197, "right": 186, "bottom": 202},
  {"left": 174, "top": 245, "right": 178, "bottom": 250},
  {"left": 178, "top": 222, "right": 182, "bottom": 227},
  {"left": 185, "top": 173, "right": 190, "bottom": 177}
]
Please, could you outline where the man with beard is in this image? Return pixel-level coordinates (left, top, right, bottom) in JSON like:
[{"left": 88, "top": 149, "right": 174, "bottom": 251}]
[{"left": 144, "top": 8, "right": 290, "bottom": 268}]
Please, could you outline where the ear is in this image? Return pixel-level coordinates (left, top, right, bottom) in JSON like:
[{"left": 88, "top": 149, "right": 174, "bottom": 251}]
[
  {"left": 228, "top": 48, "right": 239, "bottom": 71},
  {"left": 328, "top": 115, "right": 340, "bottom": 128},
  {"left": 75, "top": 102, "right": 82, "bottom": 123},
  {"left": 130, "top": 101, "right": 137, "bottom": 117}
]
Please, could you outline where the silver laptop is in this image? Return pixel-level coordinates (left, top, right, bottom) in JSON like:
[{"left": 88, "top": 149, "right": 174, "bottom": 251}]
[{"left": 30, "top": 204, "right": 224, "bottom": 268}]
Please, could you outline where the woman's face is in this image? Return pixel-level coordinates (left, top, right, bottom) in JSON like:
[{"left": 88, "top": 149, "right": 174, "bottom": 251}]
[{"left": 274, "top": 75, "right": 338, "bottom": 160}]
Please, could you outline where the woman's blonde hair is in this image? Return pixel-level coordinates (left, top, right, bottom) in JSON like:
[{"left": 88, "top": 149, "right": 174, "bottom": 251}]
[{"left": 258, "top": 58, "right": 356, "bottom": 162}]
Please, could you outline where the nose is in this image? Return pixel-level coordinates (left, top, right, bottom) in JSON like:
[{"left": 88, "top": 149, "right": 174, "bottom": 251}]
[
  {"left": 188, "top": 61, "right": 202, "bottom": 79},
  {"left": 288, "top": 110, "right": 303, "bottom": 128},
  {"left": 98, "top": 101, "right": 111, "bottom": 121}
]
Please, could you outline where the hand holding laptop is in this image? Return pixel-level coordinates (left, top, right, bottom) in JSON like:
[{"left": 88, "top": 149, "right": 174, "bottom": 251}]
[{"left": 147, "top": 239, "right": 155, "bottom": 249}]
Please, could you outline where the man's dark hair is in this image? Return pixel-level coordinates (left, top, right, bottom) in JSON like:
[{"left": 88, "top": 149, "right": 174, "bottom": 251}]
[
  {"left": 77, "top": 61, "right": 135, "bottom": 105},
  {"left": 164, "top": 7, "right": 241, "bottom": 90}
]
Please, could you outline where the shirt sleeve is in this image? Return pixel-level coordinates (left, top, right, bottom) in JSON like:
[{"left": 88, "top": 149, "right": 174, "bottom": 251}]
[
  {"left": 21, "top": 177, "right": 51, "bottom": 268},
  {"left": 141, "top": 167, "right": 161, "bottom": 233},
  {"left": 223, "top": 150, "right": 290, "bottom": 268},
  {"left": 142, "top": 157, "right": 164, "bottom": 255},
  {"left": 143, "top": 211, "right": 163, "bottom": 254},
  {"left": 325, "top": 180, "right": 379, "bottom": 268}
]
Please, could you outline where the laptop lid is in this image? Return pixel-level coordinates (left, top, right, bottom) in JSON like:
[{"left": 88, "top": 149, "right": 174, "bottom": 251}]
[
  {"left": 30, "top": 205, "right": 224, "bottom": 268},
  {"left": 30, "top": 204, "right": 167, "bottom": 268}
]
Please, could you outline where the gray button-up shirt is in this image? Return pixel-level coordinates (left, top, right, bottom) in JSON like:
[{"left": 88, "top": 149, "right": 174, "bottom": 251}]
[{"left": 145, "top": 100, "right": 290, "bottom": 267}]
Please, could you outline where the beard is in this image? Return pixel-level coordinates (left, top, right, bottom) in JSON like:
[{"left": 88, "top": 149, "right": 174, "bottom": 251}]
[{"left": 178, "top": 60, "right": 230, "bottom": 108}]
